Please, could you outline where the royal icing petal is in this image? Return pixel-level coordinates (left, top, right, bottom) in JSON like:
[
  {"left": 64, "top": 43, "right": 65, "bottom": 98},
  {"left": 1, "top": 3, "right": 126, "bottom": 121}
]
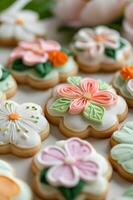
[
  {"left": 0, "top": 160, "right": 32, "bottom": 199},
  {"left": 127, "top": 79, "right": 133, "bottom": 96},
  {"left": 34, "top": 137, "right": 110, "bottom": 200},
  {"left": 0, "top": 100, "right": 49, "bottom": 150}
]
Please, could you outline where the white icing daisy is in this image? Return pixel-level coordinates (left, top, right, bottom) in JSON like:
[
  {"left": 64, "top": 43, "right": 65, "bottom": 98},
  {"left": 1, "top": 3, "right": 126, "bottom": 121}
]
[
  {"left": 0, "top": 100, "right": 48, "bottom": 149},
  {"left": 0, "top": 10, "right": 45, "bottom": 42}
]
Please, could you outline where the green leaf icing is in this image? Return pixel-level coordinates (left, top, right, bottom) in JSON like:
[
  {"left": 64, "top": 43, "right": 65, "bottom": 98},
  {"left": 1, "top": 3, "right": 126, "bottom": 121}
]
[
  {"left": 99, "top": 81, "right": 110, "bottom": 90},
  {"left": 61, "top": 48, "right": 73, "bottom": 56},
  {"left": 123, "top": 187, "right": 133, "bottom": 197},
  {"left": 104, "top": 39, "right": 125, "bottom": 59},
  {"left": 112, "top": 122, "right": 133, "bottom": 144},
  {"left": 35, "top": 62, "right": 53, "bottom": 77},
  {"left": 40, "top": 169, "right": 86, "bottom": 200},
  {"left": 67, "top": 76, "right": 81, "bottom": 86},
  {"left": 83, "top": 103, "right": 105, "bottom": 123},
  {"left": 111, "top": 144, "right": 133, "bottom": 174},
  {"left": 0, "top": 69, "right": 10, "bottom": 81},
  {"left": 51, "top": 98, "right": 71, "bottom": 113},
  {"left": 12, "top": 59, "right": 53, "bottom": 77},
  {"left": 12, "top": 59, "right": 28, "bottom": 71}
]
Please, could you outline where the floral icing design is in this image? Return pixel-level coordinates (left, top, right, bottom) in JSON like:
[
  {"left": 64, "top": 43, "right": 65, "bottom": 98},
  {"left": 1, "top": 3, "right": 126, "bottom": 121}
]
[
  {"left": 8, "top": 39, "right": 73, "bottom": 78},
  {"left": 0, "top": 100, "right": 48, "bottom": 149},
  {"left": 35, "top": 138, "right": 110, "bottom": 200},
  {"left": 0, "top": 160, "right": 32, "bottom": 200},
  {"left": 0, "top": 8, "right": 45, "bottom": 42},
  {"left": 51, "top": 76, "right": 117, "bottom": 123},
  {"left": 38, "top": 138, "right": 99, "bottom": 187},
  {"left": 113, "top": 66, "right": 133, "bottom": 99},
  {"left": 71, "top": 26, "right": 130, "bottom": 65},
  {"left": 111, "top": 121, "right": 133, "bottom": 174}
]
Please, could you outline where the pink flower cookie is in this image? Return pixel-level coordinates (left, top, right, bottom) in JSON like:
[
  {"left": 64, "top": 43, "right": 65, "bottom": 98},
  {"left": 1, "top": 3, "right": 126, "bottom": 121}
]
[
  {"left": 45, "top": 76, "right": 128, "bottom": 139},
  {"left": 71, "top": 26, "right": 132, "bottom": 73},
  {"left": 32, "top": 138, "right": 112, "bottom": 200},
  {"left": 7, "top": 39, "right": 78, "bottom": 89},
  {"left": 0, "top": 100, "right": 49, "bottom": 157}
]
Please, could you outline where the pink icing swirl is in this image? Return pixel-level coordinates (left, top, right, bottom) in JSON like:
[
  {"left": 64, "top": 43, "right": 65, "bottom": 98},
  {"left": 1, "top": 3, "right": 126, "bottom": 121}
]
[
  {"left": 38, "top": 138, "right": 99, "bottom": 187},
  {"left": 8, "top": 39, "right": 61, "bottom": 66},
  {"left": 57, "top": 78, "right": 117, "bottom": 114}
]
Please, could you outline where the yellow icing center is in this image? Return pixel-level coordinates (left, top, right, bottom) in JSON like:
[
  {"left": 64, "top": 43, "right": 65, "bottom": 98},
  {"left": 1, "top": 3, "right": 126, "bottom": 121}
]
[
  {"left": 64, "top": 157, "right": 76, "bottom": 165},
  {"left": 15, "top": 18, "right": 24, "bottom": 25},
  {"left": 83, "top": 93, "right": 92, "bottom": 100},
  {"left": 8, "top": 113, "right": 20, "bottom": 121},
  {"left": 0, "top": 176, "right": 20, "bottom": 200},
  {"left": 32, "top": 45, "right": 44, "bottom": 55}
]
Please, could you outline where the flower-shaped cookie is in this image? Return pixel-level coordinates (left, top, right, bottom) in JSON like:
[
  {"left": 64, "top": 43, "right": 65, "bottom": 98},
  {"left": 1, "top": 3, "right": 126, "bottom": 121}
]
[
  {"left": 71, "top": 26, "right": 132, "bottom": 73},
  {"left": 112, "top": 66, "right": 133, "bottom": 108},
  {"left": 8, "top": 39, "right": 78, "bottom": 89},
  {"left": 0, "top": 159, "right": 32, "bottom": 199},
  {"left": 45, "top": 76, "right": 128, "bottom": 139},
  {"left": 0, "top": 8, "right": 45, "bottom": 46},
  {"left": 110, "top": 121, "right": 133, "bottom": 181},
  {"left": 32, "top": 138, "right": 112, "bottom": 200},
  {"left": 0, "top": 100, "right": 49, "bottom": 157},
  {"left": 0, "top": 64, "right": 17, "bottom": 99}
]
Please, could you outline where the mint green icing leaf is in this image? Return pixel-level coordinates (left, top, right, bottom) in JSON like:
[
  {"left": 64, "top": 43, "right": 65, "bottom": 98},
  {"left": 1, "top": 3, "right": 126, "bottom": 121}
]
[
  {"left": 0, "top": 69, "right": 10, "bottom": 81},
  {"left": 111, "top": 144, "right": 133, "bottom": 174},
  {"left": 99, "top": 81, "right": 110, "bottom": 90},
  {"left": 123, "top": 187, "right": 133, "bottom": 197},
  {"left": 67, "top": 76, "right": 81, "bottom": 86},
  {"left": 12, "top": 59, "right": 28, "bottom": 71},
  {"left": 51, "top": 98, "right": 71, "bottom": 113},
  {"left": 61, "top": 48, "right": 73, "bottom": 56},
  {"left": 35, "top": 62, "right": 53, "bottom": 77},
  {"left": 83, "top": 103, "right": 105, "bottom": 123},
  {"left": 112, "top": 122, "right": 133, "bottom": 144}
]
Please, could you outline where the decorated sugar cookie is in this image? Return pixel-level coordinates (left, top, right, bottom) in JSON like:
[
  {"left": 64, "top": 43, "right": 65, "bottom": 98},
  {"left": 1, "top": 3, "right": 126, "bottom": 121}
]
[
  {"left": 0, "top": 100, "right": 49, "bottom": 157},
  {"left": 32, "top": 138, "right": 112, "bottom": 200},
  {"left": 0, "top": 64, "right": 17, "bottom": 99},
  {"left": 45, "top": 76, "right": 128, "bottom": 139},
  {"left": 0, "top": 159, "right": 32, "bottom": 199},
  {"left": 118, "top": 186, "right": 133, "bottom": 200},
  {"left": 7, "top": 39, "right": 78, "bottom": 89},
  {"left": 112, "top": 66, "right": 133, "bottom": 108},
  {"left": 0, "top": 0, "right": 46, "bottom": 46},
  {"left": 110, "top": 121, "right": 133, "bottom": 181},
  {"left": 71, "top": 26, "right": 132, "bottom": 73}
]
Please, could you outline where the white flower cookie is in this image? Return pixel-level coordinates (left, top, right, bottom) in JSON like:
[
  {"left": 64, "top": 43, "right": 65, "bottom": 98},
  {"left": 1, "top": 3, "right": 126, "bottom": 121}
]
[
  {"left": 112, "top": 66, "right": 133, "bottom": 108},
  {"left": 0, "top": 100, "right": 49, "bottom": 157},
  {"left": 32, "top": 138, "right": 112, "bottom": 200},
  {"left": 110, "top": 121, "right": 133, "bottom": 181},
  {"left": 0, "top": 1, "right": 45, "bottom": 46},
  {"left": 45, "top": 76, "right": 128, "bottom": 139},
  {"left": 0, "top": 64, "right": 17, "bottom": 99},
  {"left": 71, "top": 26, "right": 132, "bottom": 73},
  {"left": 0, "top": 159, "right": 32, "bottom": 200}
]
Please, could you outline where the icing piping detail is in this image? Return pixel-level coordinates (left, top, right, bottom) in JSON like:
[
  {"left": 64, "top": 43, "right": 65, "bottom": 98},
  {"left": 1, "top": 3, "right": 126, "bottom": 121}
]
[{"left": 38, "top": 138, "right": 100, "bottom": 187}]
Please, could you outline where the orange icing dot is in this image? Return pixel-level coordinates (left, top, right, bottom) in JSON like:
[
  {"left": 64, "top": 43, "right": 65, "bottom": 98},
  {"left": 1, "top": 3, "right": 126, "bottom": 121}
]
[
  {"left": 0, "top": 176, "right": 20, "bottom": 200},
  {"left": 48, "top": 51, "right": 68, "bottom": 67},
  {"left": 8, "top": 113, "right": 20, "bottom": 121},
  {"left": 15, "top": 18, "right": 24, "bottom": 25},
  {"left": 120, "top": 66, "right": 133, "bottom": 80},
  {"left": 93, "top": 35, "right": 106, "bottom": 42}
]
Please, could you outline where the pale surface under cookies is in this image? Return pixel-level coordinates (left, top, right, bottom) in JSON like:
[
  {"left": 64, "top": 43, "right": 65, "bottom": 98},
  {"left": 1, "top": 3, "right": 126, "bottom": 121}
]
[{"left": 0, "top": 46, "right": 133, "bottom": 200}]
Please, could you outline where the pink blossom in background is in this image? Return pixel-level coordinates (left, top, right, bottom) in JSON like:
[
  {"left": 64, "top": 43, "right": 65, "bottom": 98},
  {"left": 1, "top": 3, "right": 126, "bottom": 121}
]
[
  {"left": 53, "top": 0, "right": 128, "bottom": 27},
  {"left": 123, "top": 1, "right": 133, "bottom": 43}
]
